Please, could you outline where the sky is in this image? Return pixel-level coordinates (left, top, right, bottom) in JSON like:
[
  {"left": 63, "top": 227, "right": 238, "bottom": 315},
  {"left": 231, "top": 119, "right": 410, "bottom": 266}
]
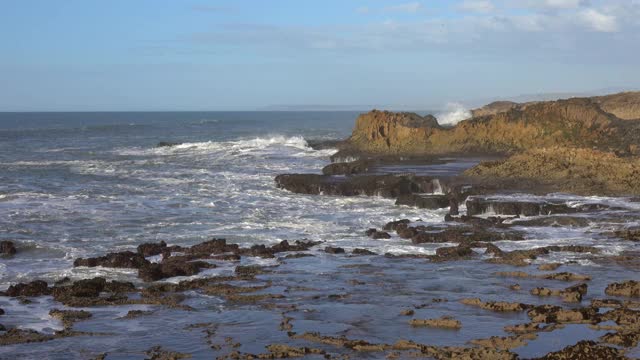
[{"left": 0, "top": 0, "right": 639, "bottom": 111}]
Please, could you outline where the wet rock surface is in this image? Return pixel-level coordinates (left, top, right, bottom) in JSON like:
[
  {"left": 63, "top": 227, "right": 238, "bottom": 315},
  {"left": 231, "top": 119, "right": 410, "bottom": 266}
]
[
  {"left": 396, "top": 194, "right": 451, "bottom": 209},
  {"left": 275, "top": 173, "right": 440, "bottom": 198}
]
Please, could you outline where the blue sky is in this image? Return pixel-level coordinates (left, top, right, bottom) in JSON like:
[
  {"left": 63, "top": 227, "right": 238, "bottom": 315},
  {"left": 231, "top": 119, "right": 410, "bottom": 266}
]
[{"left": 1, "top": 0, "right": 639, "bottom": 111}]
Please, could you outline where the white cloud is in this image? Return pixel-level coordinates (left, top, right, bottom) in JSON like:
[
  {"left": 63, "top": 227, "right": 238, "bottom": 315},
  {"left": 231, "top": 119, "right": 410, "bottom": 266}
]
[
  {"left": 543, "top": 0, "right": 584, "bottom": 9},
  {"left": 384, "top": 2, "right": 423, "bottom": 13},
  {"left": 356, "top": 6, "right": 370, "bottom": 14},
  {"left": 458, "top": 0, "right": 495, "bottom": 13},
  {"left": 579, "top": 8, "right": 618, "bottom": 32}
]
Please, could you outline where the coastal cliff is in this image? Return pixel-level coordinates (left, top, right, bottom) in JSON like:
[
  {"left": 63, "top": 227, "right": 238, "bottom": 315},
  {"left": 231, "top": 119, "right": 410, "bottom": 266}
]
[{"left": 341, "top": 92, "right": 640, "bottom": 157}]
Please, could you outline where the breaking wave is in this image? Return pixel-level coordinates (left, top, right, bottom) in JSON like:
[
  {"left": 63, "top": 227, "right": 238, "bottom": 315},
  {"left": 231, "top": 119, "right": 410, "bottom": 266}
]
[{"left": 437, "top": 103, "right": 472, "bottom": 126}]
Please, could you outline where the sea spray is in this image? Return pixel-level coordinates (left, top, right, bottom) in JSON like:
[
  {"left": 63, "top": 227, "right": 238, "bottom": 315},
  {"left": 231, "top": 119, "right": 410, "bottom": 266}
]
[{"left": 437, "top": 103, "right": 472, "bottom": 126}]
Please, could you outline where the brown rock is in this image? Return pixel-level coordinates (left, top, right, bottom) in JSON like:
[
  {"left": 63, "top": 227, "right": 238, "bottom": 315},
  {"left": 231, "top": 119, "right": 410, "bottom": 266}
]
[
  {"left": 527, "top": 305, "right": 600, "bottom": 324},
  {"left": 460, "top": 298, "right": 532, "bottom": 312},
  {"left": 536, "top": 340, "right": 626, "bottom": 360},
  {"left": 409, "top": 317, "right": 461, "bottom": 329},
  {"left": 4, "top": 280, "right": 50, "bottom": 297},
  {"left": 605, "top": 280, "right": 640, "bottom": 298}
]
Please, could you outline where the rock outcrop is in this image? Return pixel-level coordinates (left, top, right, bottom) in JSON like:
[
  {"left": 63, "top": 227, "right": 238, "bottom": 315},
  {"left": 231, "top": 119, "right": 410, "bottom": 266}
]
[
  {"left": 592, "top": 91, "right": 640, "bottom": 120},
  {"left": 464, "top": 147, "right": 640, "bottom": 196},
  {"left": 340, "top": 95, "right": 640, "bottom": 157}
]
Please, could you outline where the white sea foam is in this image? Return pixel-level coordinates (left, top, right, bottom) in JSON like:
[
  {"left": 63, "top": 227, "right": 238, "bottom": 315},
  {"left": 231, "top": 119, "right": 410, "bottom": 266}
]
[{"left": 436, "top": 103, "right": 472, "bottom": 126}]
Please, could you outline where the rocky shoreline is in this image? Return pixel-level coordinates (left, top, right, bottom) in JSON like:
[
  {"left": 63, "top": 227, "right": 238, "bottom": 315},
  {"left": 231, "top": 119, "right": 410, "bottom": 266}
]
[{"left": 2, "top": 91, "right": 640, "bottom": 359}]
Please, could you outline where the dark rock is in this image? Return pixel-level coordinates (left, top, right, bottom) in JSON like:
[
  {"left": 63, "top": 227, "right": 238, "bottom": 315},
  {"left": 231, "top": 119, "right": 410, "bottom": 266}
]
[
  {"left": 306, "top": 139, "right": 345, "bottom": 150},
  {"left": 275, "top": 174, "right": 439, "bottom": 198},
  {"left": 396, "top": 194, "right": 450, "bottom": 209},
  {"left": 365, "top": 229, "right": 391, "bottom": 239},
  {"left": 0, "top": 241, "right": 16, "bottom": 255},
  {"left": 383, "top": 219, "right": 411, "bottom": 231},
  {"left": 235, "top": 265, "right": 266, "bottom": 278},
  {"left": 138, "top": 258, "right": 214, "bottom": 282},
  {"left": 0, "top": 308, "right": 4, "bottom": 316},
  {"left": 324, "top": 246, "right": 345, "bottom": 254},
  {"left": 512, "top": 216, "right": 590, "bottom": 227},
  {"left": 466, "top": 198, "right": 610, "bottom": 215},
  {"left": 352, "top": 248, "right": 377, "bottom": 256},
  {"left": 484, "top": 243, "right": 505, "bottom": 257},
  {"left": 466, "top": 198, "right": 578, "bottom": 217},
  {"left": 137, "top": 241, "right": 170, "bottom": 257},
  {"left": 186, "top": 238, "right": 238, "bottom": 256},
  {"left": 156, "top": 141, "right": 182, "bottom": 148},
  {"left": 5, "top": 280, "right": 50, "bottom": 297},
  {"left": 74, "top": 251, "right": 150, "bottom": 269},
  {"left": 322, "top": 160, "right": 372, "bottom": 175},
  {"left": 449, "top": 198, "right": 459, "bottom": 215},
  {"left": 434, "top": 245, "right": 474, "bottom": 260},
  {"left": 210, "top": 254, "right": 242, "bottom": 261},
  {"left": 411, "top": 226, "right": 524, "bottom": 244},
  {"left": 52, "top": 277, "right": 107, "bottom": 299},
  {"left": 372, "top": 231, "right": 391, "bottom": 239}
]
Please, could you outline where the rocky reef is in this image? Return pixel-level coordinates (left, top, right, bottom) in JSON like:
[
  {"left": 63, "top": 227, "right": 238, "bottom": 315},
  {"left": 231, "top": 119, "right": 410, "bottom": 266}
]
[{"left": 465, "top": 147, "right": 640, "bottom": 196}]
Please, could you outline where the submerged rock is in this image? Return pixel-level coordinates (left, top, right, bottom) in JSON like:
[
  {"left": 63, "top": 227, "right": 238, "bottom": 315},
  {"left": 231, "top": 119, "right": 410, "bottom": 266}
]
[{"left": 0, "top": 240, "right": 17, "bottom": 255}]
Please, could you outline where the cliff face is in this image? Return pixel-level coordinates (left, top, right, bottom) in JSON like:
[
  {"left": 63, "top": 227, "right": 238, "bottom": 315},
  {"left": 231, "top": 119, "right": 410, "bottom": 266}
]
[
  {"left": 348, "top": 111, "right": 441, "bottom": 154},
  {"left": 345, "top": 95, "right": 640, "bottom": 156},
  {"left": 592, "top": 91, "right": 640, "bottom": 120}
]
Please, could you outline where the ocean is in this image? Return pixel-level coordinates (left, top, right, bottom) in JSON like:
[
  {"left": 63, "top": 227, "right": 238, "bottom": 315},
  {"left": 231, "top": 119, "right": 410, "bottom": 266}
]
[{"left": 1, "top": 111, "right": 639, "bottom": 359}]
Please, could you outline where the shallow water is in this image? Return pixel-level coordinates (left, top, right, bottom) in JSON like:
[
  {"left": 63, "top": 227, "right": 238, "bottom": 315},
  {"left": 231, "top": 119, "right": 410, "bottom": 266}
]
[{"left": 1, "top": 112, "right": 639, "bottom": 359}]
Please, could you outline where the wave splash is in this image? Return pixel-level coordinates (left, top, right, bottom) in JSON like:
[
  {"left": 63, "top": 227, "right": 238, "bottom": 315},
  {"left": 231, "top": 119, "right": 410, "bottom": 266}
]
[{"left": 437, "top": 103, "right": 472, "bottom": 126}]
